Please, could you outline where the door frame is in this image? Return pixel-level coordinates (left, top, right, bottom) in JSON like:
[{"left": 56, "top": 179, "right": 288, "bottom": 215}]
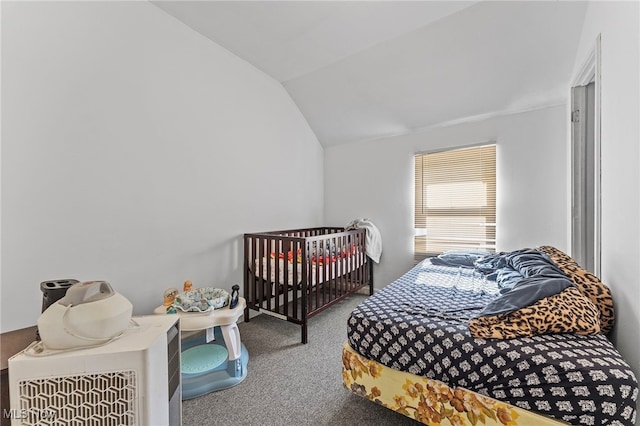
[{"left": 570, "top": 34, "right": 602, "bottom": 275}]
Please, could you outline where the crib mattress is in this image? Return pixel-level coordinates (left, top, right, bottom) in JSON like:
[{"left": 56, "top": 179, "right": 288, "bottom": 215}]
[
  {"left": 347, "top": 259, "right": 638, "bottom": 425},
  {"left": 254, "top": 253, "right": 365, "bottom": 287}
]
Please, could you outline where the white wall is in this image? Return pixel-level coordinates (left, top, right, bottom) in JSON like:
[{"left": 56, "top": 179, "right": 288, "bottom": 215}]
[
  {"left": 571, "top": 0, "right": 640, "bottom": 386},
  {"left": 324, "top": 105, "right": 568, "bottom": 288},
  {"left": 1, "top": 1, "right": 323, "bottom": 332}
]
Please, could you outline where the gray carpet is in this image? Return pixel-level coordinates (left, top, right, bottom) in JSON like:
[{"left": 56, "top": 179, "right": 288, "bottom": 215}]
[{"left": 182, "top": 294, "right": 418, "bottom": 425}]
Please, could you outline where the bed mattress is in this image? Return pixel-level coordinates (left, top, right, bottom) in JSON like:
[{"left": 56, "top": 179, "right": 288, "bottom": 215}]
[{"left": 347, "top": 259, "right": 637, "bottom": 425}]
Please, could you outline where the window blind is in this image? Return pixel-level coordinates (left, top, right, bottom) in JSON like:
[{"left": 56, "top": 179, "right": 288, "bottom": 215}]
[{"left": 414, "top": 144, "right": 496, "bottom": 261}]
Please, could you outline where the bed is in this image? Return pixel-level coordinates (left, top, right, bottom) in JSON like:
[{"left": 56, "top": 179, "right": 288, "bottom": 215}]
[
  {"left": 343, "top": 246, "right": 638, "bottom": 425},
  {"left": 244, "top": 227, "right": 373, "bottom": 344}
]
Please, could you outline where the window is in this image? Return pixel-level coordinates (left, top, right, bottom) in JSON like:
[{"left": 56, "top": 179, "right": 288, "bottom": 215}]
[{"left": 414, "top": 144, "right": 496, "bottom": 260}]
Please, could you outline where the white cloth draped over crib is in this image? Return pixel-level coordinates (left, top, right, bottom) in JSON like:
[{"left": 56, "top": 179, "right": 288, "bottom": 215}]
[{"left": 345, "top": 218, "right": 382, "bottom": 263}]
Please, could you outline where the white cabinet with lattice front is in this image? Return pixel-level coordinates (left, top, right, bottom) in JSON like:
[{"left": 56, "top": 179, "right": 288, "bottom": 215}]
[{"left": 8, "top": 315, "right": 180, "bottom": 426}]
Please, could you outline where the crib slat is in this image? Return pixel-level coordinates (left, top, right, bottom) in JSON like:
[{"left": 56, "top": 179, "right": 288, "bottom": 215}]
[{"left": 243, "top": 235, "right": 250, "bottom": 322}]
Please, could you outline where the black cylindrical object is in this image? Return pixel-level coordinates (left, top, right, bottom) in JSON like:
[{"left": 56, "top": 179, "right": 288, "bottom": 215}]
[
  {"left": 230, "top": 284, "right": 240, "bottom": 309},
  {"left": 37, "top": 279, "right": 79, "bottom": 340},
  {"left": 40, "top": 279, "right": 79, "bottom": 313}
]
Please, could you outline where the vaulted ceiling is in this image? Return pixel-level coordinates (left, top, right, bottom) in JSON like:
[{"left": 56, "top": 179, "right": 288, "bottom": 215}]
[{"left": 152, "top": 1, "right": 588, "bottom": 147}]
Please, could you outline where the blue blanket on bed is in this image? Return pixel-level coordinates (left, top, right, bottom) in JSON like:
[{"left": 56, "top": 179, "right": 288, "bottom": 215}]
[{"left": 473, "top": 249, "right": 574, "bottom": 317}]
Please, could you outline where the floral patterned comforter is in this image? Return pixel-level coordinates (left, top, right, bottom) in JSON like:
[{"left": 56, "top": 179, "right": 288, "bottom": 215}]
[{"left": 343, "top": 343, "right": 561, "bottom": 426}]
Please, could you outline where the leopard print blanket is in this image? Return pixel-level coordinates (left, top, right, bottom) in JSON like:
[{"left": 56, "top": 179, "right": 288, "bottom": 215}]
[{"left": 469, "top": 246, "right": 614, "bottom": 339}]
